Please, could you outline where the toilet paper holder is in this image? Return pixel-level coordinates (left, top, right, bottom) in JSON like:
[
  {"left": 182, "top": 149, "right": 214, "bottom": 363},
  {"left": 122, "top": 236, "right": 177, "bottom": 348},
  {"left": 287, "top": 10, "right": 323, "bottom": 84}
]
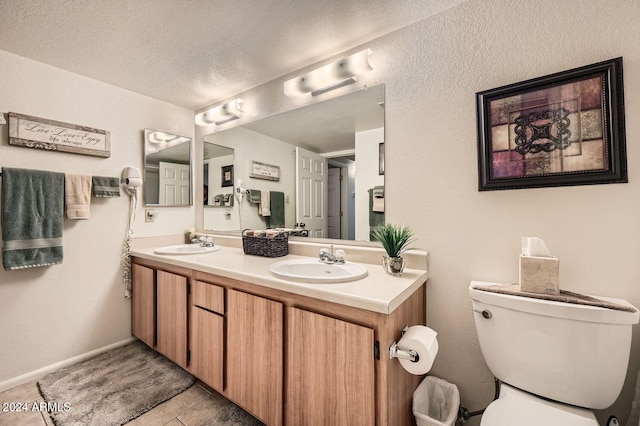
[{"left": 389, "top": 326, "right": 419, "bottom": 363}]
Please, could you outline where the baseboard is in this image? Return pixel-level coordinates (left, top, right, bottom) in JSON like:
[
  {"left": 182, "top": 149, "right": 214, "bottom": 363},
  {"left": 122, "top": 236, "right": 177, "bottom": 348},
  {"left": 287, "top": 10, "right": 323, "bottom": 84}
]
[{"left": 0, "top": 337, "right": 136, "bottom": 393}]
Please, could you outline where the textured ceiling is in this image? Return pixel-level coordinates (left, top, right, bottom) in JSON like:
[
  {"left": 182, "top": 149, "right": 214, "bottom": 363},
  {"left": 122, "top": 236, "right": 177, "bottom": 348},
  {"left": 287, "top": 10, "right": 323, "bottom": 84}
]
[{"left": 0, "top": 0, "right": 464, "bottom": 110}]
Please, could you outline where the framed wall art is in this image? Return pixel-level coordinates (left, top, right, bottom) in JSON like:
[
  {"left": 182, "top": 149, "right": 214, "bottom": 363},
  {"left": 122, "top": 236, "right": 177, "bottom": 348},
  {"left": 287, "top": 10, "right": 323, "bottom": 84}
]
[
  {"left": 221, "top": 164, "right": 234, "bottom": 187},
  {"left": 9, "top": 112, "right": 111, "bottom": 158},
  {"left": 476, "top": 57, "right": 627, "bottom": 191},
  {"left": 249, "top": 160, "right": 280, "bottom": 181}
]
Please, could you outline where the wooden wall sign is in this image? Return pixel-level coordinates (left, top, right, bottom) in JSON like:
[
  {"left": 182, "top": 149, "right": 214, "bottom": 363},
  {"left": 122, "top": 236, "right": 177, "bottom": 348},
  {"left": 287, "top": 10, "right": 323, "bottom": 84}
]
[
  {"left": 249, "top": 160, "right": 280, "bottom": 181},
  {"left": 8, "top": 112, "right": 111, "bottom": 158}
]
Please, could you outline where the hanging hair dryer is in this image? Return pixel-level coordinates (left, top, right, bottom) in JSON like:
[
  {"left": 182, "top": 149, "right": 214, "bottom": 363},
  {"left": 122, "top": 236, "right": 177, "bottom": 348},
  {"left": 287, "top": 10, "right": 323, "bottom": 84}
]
[
  {"left": 235, "top": 178, "right": 246, "bottom": 202},
  {"left": 122, "top": 167, "right": 142, "bottom": 196},
  {"left": 121, "top": 166, "right": 142, "bottom": 299}
]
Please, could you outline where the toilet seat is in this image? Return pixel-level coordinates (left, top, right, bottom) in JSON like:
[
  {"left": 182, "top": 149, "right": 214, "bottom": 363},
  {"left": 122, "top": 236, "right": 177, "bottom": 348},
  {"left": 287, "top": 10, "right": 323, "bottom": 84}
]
[{"left": 481, "top": 384, "right": 599, "bottom": 426}]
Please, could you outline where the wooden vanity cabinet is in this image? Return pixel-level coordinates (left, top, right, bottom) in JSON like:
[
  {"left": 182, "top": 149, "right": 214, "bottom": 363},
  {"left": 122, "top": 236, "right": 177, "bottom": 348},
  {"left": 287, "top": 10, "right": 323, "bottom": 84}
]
[
  {"left": 131, "top": 263, "right": 155, "bottom": 348},
  {"left": 130, "top": 259, "right": 190, "bottom": 369},
  {"left": 286, "top": 307, "right": 375, "bottom": 425},
  {"left": 131, "top": 257, "right": 426, "bottom": 426},
  {"left": 156, "top": 270, "right": 189, "bottom": 368},
  {"left": 227, "top": 289, "right": 284, "bottom": 426},
  {"left": 194, "top": 269, "right": 425, "bottom": 426},
  {"left": 190, "top": 280, "right": 225, "bottom": 391}
]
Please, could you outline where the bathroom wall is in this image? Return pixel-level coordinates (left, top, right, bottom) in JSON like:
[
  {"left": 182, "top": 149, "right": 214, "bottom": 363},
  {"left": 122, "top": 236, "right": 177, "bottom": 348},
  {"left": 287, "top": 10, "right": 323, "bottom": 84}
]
[
  {"left": 195, "top": 0, "right": 640, "bottom": 423},
  {"left": 204, "top": 127, "right": 296, "bottom": 231},
  {"left": 204, "top": 154, "right": 235, "bottom": 230},
  {"left": 0, "top": 49, "right": 194, "bottom": 388},
  {"left": 354, "top": 127, "right": 384, "bottom": 241}
]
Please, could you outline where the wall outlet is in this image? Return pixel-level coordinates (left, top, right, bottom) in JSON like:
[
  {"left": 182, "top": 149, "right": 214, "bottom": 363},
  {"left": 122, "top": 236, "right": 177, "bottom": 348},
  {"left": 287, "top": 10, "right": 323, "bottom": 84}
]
[{"left": 145, "top": 209, "right": 158, "bottom": 222}]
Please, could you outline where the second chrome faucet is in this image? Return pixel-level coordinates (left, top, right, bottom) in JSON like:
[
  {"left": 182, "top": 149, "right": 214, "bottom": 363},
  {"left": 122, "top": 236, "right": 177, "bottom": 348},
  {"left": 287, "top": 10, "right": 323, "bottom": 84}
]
[{"left": 318, "top": 245, "right": 345, "bottom": 264}]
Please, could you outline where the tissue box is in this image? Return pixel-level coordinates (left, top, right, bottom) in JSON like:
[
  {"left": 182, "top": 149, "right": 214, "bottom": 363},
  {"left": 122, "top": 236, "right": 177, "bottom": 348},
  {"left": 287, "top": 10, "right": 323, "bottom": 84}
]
[{"left": 519, "top": 255, "right": 559, "bottom": 295}]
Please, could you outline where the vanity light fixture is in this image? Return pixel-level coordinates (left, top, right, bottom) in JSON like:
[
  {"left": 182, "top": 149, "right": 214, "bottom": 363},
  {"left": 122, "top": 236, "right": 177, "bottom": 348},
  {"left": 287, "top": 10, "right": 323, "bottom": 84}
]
[
  {"left": 283, "top": 49, "right": 373, "bottom": 98},
  {"left": 195, "top": 99, "right": 244, "bottom": 126}
]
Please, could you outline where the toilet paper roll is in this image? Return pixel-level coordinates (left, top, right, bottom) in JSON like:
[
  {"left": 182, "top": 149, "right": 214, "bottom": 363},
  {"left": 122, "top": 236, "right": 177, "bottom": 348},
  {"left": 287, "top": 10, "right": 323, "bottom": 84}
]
[
  {"left": 125, "top": 177, "right": 142, "bottom": 188},
  {"left": 397, "top": 325, "right": 439, "bottom": 375}
]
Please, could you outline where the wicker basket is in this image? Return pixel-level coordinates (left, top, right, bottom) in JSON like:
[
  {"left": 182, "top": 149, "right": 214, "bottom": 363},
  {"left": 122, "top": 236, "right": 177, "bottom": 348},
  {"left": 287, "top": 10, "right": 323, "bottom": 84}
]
[{"left": 242, "top": 232, "right": 288, "bottom": 257}]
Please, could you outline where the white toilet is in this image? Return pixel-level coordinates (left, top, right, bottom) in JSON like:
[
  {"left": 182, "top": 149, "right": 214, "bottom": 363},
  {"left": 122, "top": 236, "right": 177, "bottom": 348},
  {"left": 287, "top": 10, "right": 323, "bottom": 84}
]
[{"left": 469, "top": 281, "right": 639, "bottom": 425}]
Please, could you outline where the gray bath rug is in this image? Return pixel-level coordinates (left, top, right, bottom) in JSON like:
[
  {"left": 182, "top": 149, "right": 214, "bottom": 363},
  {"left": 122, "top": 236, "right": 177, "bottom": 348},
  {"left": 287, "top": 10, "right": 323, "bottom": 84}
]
[
  {"left": 190, "top": 387, "right": 265, "bottom": 426},
  {"left": 37, "top": 340, "right": 196, "bottom": 426}
]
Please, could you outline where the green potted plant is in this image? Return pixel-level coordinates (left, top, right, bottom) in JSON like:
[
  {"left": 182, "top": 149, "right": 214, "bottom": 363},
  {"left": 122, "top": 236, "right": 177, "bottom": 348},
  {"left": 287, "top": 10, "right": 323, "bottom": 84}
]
[{"left": 370, "top": 224, "right": 415, "bottom": 275}]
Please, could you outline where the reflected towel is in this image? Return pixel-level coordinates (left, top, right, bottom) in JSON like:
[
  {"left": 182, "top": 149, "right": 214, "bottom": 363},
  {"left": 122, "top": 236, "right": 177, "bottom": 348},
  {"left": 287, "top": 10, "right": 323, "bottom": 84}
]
[
  {"left": 2, "top": 167, "right": 64, "bottom": 270},
  {"left": 65, "top": 174, "right": 92, "bottom": 220},
  {"left": 368, "top": 188, "right": 385, "bottom": 226},
  {"left": 246, "top": 189, "right": 261, "bottom": 204},
  {"left": 91, "top": 176, "right": 120, "bottom": 197},
  {"left": 372, "top": 186, "right": 384, "bottom": 198},
  {"left": 260, "top": 190, "right": 271, "bottom": 216},
  {"left": 267, "top": 191, "right": 285, "bottom": 228},
  {"left": 223, "top": 193, "right": 234, "bottom": 207},
  {"left": 372, "top": 185, "right": 384, "bottom": 212}
]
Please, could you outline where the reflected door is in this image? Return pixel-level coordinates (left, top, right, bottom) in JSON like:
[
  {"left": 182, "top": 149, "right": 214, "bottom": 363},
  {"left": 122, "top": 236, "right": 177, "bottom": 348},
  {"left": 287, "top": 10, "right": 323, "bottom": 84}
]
[
  {"left": 296, "top": 147, "right": 327, "bottom": 238},
  {"left": 159, "top": 162, "right": 190, "bottom": 205}
]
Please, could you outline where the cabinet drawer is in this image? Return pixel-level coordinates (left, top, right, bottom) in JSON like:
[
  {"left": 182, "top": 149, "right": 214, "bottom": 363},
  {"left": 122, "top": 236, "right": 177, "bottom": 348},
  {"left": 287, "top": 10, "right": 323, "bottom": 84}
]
[{"left": 193, "top": 280, "right": 225, "bottom": 314}]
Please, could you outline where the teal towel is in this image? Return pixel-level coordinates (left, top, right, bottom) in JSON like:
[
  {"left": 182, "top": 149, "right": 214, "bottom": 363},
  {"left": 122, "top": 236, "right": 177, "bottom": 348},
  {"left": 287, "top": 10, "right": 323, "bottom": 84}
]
[
  {"left": 223, "top": 193, "right": 234, "bottom": 207},
  {"left": 267, "top": 191, "right": 285, "bottom": 228},
  {"left": 92, "top": 176, "right": 120, "bottom": 198},
  {"left": 2, "top": 168, "right": 64, "bottom": 270},
  {"left": 246, "top": 189, "right": 261, "bottom": 204},
  {"left": 372, "top": 185, "right": 384, "bottom": 198},
  {"left": 368, "top": 188, "right": 385, "bottom": 240}
]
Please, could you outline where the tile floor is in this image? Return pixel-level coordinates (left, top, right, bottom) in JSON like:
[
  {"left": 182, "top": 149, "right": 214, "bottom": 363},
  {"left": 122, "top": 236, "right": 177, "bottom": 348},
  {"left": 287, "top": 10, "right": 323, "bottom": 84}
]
[{"left": 0, "top": 380, "right": 256, "bottom": 426}]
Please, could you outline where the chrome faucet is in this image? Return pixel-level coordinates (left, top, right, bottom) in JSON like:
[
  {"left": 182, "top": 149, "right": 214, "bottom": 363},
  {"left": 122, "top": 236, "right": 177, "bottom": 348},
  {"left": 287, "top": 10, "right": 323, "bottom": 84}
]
[
  {"left": 192, "top": 236, "right": 215, "bottom": 247},
  {"left": 318, "top": 245, "right": 345, "bottom": 264}
]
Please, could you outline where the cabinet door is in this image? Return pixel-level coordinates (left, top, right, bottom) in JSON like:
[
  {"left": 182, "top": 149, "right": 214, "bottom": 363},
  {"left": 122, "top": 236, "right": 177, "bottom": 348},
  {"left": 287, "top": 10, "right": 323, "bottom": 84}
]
[
  {"left": 156, "top": 270, "right": 188, "bottom": 368},
  {"left": 227, "top": 289, "right": 283, "bottom": 426},
  {"left": 286, "top": 307, "right": 375, "bottom": 426},
  {"left": 190, "top": 306, "right": 224, "bottom": 391},
  {"left": 131, "top": 263, "right": 155, "bottom": 348}
]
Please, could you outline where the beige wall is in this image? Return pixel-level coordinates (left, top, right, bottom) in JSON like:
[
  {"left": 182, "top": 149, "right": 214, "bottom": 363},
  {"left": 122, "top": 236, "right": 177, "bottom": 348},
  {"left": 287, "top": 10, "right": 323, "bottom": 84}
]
[
  {"left": 2, "top": 0, "right": 640, "bottom": 423},
  {"left": 196, "top": 0, "right": 640, "bottom": 423},
  {"left": 0, "top": 50, "right": 195, "bottom": 388}
]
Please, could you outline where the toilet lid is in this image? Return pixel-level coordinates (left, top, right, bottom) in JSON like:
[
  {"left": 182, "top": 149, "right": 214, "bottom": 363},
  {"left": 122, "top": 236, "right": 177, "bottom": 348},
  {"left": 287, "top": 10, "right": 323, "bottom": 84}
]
[{"left": 481, "top": 385, "right": 599, "bottom": 426}]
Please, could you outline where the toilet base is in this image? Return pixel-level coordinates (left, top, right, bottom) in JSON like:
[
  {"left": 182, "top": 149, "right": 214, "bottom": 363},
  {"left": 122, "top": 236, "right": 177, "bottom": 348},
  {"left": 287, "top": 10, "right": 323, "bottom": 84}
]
[{"left": 480, "top": 383, "right": 599, "bottom": 426}]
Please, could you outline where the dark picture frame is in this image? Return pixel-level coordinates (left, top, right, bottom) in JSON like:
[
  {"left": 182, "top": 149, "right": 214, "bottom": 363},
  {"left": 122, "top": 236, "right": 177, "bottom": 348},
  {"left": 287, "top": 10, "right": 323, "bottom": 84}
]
[
  {"left": 221, "top": 165, "right": 233, "bottom": 187},
  {"left": 476, "top": 57, "right": 627, "bottom": 191}
]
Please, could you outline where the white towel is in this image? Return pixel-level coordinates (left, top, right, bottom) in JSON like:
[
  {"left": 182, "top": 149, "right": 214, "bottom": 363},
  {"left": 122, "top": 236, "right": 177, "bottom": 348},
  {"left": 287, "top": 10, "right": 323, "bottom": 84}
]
[
  {"left": 260, "top": 190, "right": 271, "bottom": 216},
  {"left": 65, "top": 174, "right": 92, "bottom": 220},
  {"left": 373, "top": 196, "right": 384, "bottom": 212}
]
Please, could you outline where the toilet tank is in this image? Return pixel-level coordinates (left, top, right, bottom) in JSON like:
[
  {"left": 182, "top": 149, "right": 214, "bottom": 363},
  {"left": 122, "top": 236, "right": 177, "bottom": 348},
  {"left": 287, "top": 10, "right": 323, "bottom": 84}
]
[{"left": 469, "top": 281, "right": 639, "bottom": 409}]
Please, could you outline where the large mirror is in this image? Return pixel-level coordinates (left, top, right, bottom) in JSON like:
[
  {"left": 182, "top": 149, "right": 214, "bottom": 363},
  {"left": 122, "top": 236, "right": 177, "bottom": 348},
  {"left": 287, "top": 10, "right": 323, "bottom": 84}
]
[
  {"left": 144, "top": 129, "right": 192, "bottom": 206},
  {"left": 203, "top": 84, "right": 384, "bottom": 241}
]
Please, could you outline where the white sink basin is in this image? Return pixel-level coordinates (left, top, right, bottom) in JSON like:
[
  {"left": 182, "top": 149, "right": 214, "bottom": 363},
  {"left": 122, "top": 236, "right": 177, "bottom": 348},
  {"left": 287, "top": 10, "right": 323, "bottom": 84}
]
[
  {"left": 153, "top": 244, "right": 220, "bottom": 255},
  {"left": 269, "top": 258, "right": 368, "bottom": 284}
]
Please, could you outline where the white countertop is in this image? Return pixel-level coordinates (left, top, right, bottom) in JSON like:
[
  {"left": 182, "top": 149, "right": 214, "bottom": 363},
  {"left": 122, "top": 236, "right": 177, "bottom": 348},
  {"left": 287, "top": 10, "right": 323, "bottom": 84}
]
[{"left": 131, "top": 244, "right": 428, "bottom": 315}]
